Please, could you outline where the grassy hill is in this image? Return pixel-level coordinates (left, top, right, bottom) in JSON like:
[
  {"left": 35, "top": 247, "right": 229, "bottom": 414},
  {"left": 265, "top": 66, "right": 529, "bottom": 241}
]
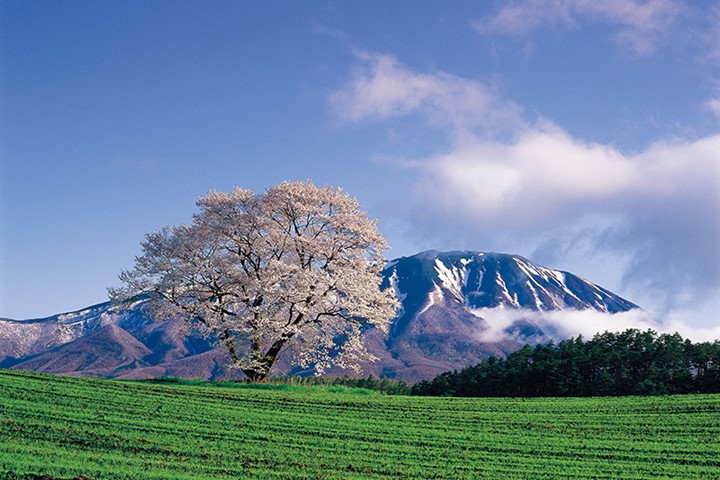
[{"left": 1, "top": 369, "right": 719, "bottom": 479}]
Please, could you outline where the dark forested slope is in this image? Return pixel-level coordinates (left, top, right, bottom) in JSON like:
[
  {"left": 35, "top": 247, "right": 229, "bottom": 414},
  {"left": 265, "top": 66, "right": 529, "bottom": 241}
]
[{"left": 412, "top": 329, "right": 720, "bottom": 396}]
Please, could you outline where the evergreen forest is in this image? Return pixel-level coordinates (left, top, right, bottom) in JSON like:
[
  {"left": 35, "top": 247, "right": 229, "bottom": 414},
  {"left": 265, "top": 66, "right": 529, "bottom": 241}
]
[{"left": 412, "top": 329, "right": 720, "bottom": 397}]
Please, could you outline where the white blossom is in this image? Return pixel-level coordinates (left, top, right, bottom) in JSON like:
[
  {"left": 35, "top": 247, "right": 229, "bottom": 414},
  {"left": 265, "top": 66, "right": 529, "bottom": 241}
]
[{"left": 110, "top": 181, "right": 399, "bottom": 381}]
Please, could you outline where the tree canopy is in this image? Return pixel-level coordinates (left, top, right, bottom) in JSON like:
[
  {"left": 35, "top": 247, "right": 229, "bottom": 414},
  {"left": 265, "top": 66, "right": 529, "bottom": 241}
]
[
  {"left": 412, "top": 329, "right": 720, "bottom": 397},
  {"left": 110, "top": 181, "right": 399, "bottom": 381}
]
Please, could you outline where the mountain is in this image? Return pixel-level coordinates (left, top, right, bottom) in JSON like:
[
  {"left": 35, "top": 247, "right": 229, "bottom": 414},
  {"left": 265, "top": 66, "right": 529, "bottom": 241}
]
[
  {"left": 0, "top": 299, "right": 230, "bottom": 379},
  {"left": 364, "top": 250, "right": 639, "bottom": 380},
  {"left": 10, "top": 324, "right": 152, "bottom": 376},
  {"left": 0, "top": 250, "right": 639, "bottom": 382}
]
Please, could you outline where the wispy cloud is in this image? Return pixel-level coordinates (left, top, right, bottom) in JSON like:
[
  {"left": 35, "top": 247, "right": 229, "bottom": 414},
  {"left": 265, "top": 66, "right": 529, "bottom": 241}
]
[
  {"left": 476, "top": 0, "right": 685, "bottom": 55},
  {"left": 706, "top": 98, "right": 720, "bottom": 117},
  {"left": 329, "top": 51, "right": 525, "bottom": 141},
  {"left": 331, "top": 52, "right": 720, "bottom": 329},
  {"left": 697, "top": 4, "right": 720, "bottom": 60}
]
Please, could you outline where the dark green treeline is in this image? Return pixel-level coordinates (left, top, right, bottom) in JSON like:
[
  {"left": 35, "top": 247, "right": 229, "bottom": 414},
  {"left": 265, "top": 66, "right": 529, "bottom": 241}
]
[{"left": 412, "top": 329, "right": 720, "bottom": 397}]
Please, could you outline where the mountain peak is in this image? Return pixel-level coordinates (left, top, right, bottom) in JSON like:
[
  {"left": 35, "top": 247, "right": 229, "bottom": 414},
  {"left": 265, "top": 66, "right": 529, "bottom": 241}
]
[
  {"left": 375, "top": 249, "right": 641, "bottom": 380},
  {"left": 385, "top": 250, "right": 638, "bottom": 313}
]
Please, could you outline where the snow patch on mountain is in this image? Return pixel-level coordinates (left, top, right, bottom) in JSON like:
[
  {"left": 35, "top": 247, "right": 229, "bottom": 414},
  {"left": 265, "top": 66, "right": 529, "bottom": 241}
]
[
  {"left": 418, "top": 284, "right": 443, "bottom": 315},
  {"left": 433, "top": 258, "right": 466, "bottom": 301},
  {"left": 388, "top": 270, "right": 406, "bottom": 303}
]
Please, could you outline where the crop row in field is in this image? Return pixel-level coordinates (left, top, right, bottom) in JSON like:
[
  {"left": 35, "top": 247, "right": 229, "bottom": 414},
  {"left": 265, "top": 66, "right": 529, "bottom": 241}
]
[{"left": 1, "top": 369, "right": 719, "bottom": 479}]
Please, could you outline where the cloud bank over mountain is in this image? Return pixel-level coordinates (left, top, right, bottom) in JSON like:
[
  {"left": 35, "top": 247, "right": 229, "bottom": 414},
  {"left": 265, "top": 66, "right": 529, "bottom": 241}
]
[
  {"left": 332, "top": 50, "right": 720, "bottom": 331},
  {"left": 475, "top": 307, "right": 720, "bottom": 344}
]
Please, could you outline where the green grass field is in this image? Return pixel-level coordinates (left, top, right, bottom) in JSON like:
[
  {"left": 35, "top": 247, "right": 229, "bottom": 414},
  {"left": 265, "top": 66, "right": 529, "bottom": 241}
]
[{"left": 1, "top": 369, "right": 719, "bottom": 479}]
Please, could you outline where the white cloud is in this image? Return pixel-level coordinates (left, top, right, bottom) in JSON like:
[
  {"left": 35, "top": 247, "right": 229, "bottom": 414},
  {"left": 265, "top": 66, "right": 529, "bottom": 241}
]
[
  {"left": 475, "top": 307, "right": 720, "bottom": 343},
  {"left": 415, "top": 128, "right": 719, "bottom": 225},
  {"left": 416, "top": 127, "right": 642, "bottom": 226},
  {"left": 329, "top": 51, "right": 524, "bottom": 140},
  {"left": 477, "top": 0, "right": 685, "bottom": 55}
]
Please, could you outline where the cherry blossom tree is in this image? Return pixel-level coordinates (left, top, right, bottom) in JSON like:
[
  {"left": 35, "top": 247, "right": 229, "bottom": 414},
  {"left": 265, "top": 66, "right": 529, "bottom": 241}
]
[{"left": 110, "top": 181, "right": 399, "bottom": 381}]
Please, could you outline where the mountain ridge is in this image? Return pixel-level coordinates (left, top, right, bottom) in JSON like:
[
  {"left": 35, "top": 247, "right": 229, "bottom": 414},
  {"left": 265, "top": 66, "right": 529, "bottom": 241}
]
[{"left": 0, "top": 250, "right": 640, "bottom": 381}]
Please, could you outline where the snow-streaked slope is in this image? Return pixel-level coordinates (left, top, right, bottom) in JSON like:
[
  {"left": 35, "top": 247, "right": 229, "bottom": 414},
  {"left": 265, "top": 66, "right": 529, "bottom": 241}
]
[
  {"left": 0, "top": 299, "right": 222, "bottom": 379},
  {"left": 377, "top": 250, "right": 641, "bottom": 380},
  {"left": 0, "top": 301, "right": 124, "bottom": 360},
  {"left": 383, "top": 250, "right": 639, "bottom": 316}
]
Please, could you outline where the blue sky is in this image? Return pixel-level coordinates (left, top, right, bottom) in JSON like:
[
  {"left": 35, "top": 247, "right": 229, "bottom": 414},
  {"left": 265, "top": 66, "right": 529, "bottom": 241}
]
[{"left": 1, "top": 1, "right": 719, "bottom": 337}]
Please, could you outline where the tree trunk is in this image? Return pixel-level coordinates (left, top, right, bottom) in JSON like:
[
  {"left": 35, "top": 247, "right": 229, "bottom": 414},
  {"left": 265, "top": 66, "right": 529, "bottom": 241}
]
[
  {"left": 242, "top": 369, "right": 267, "bottom": 383},
  {"left": 241, "top": 335, "right": 293, "bottom": 383},
  {"left": 242, "top": 338, "right": 270, "bottom": 382}
]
